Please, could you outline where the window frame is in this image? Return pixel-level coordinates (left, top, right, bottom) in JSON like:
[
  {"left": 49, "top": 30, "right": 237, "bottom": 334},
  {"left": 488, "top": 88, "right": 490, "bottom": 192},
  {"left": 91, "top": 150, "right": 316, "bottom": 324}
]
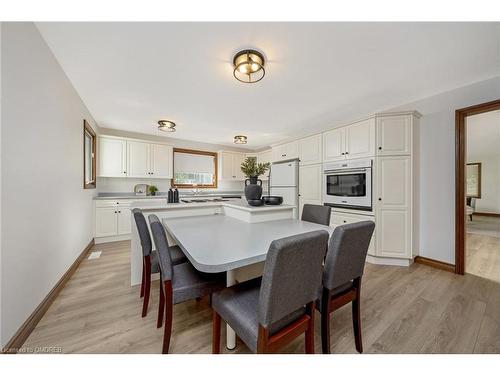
[
  {"left": 172, "top": 148, "right": 218, "bottom": 189},
  {"left": 83, "top": 120, "right": 97, "bottom": 189}
]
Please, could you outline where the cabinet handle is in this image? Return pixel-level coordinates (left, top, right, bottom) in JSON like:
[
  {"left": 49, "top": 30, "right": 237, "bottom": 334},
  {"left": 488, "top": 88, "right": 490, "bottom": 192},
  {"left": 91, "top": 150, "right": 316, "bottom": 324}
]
[
  {"left": 378, "top": 197, "right": 382, "bottom": 201},
  {"left": 341, "top": 152, "right": 345, "bottom": 155},
  {"left": 343, "top": 220, "right": 347, "bottom": 223},
  {"left": 118, "top": 211, "right": 121, "bottom": 213},
  {"left": 123, "top": 171, "right": 126, "bottom": 174},
  {"left": 378, "top": 146, "right": 382, "bottom": 150},
  {"left": 114, "top": 211, "right": 117, "bottom": 213},
  {"left": 345, "top": 152, "right": 349, "bottom": 154}
]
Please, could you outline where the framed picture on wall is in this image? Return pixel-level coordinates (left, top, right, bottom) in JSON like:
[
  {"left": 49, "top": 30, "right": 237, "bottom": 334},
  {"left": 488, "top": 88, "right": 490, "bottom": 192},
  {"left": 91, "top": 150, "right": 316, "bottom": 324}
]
[
  {"left": 466, "top": 162, "right": 481, "bottom": 198},
  {"left": 84, "top": 120, "right": 96, "bottom": 189}
]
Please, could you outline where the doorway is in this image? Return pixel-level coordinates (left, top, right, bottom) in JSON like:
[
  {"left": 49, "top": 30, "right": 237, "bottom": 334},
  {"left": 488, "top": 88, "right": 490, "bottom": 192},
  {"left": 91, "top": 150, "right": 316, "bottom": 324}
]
[{"left": 455, "top": 99, "right": 500, "bottom": 277}]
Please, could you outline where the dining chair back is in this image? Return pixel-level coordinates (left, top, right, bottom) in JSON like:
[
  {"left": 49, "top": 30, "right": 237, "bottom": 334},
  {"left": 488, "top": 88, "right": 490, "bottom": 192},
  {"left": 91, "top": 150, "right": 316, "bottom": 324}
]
[{"left": 301, "top": 204, "right": 331, "bottom": 226}]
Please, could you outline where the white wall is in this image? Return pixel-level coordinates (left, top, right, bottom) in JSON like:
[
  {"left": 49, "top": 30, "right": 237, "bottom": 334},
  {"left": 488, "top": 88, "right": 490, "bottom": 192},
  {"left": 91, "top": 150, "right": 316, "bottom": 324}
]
[
  {"left": 388, "top": 76, "right": 500, "bottom": 264},
  {"left": 0, "top": 23, "right": 98, "bottom": 347}
]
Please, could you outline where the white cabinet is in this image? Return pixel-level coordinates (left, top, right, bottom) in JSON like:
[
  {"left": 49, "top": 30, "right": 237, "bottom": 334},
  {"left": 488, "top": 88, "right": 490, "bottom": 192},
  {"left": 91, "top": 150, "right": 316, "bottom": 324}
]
[
  {"left": 98, "top": 138, "right": 127, "bottom": 177},
  {"left": 323, "top": 118, "right": 375, "bottom": 162},
  {"left": 376, "top": 114, "right": 412, "bottom": 156},
  {"left": 345, "top": 118, "right": 375, "bottom": 159},
  {"left": 95, "top": 207, "right": 119, "bottom": 237},
  {"left": 151, "top": 144, "right": 173, "bottom": 178},
  {"left": 323, "top": 127, "right": 345, "bottom": 162},
  {"left": 375, "top": 156, "right": 411, "bottom": 258},
  {"left": 299, "top": 134, "right": 322, "bottom": 165},
  {"left": 127, "top": 141, "right": 151, "bottom": 178},
  {"left": 117, "top": 208, "right": 132, "bottom": 235},
  {"left": 99, "top": 136, "right": 173, "bottom": 179},
  {"left": 272, "top": 141, "right": 299, "bottom": 162},
  {"left": 298, "top": 164, "right": 322, "bottom": 217},
  {"left": 219, "top": 151, "right": 245, "bottom": 180}
]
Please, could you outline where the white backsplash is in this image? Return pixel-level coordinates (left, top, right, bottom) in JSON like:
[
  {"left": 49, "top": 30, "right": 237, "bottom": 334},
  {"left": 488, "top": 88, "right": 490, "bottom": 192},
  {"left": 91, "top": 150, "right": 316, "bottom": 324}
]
[{"left": 97, "top": 177, "right": 246, "bottom": 194}]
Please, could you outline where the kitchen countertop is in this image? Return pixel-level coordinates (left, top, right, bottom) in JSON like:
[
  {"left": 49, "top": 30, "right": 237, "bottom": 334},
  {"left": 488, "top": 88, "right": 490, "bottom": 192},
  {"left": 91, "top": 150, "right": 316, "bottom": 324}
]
[
  {"left": 131, "top": 199, "right": 295, "bottom": 212},
  {"left": 93, "top": 191, "right": 243, "bottom": 200}
]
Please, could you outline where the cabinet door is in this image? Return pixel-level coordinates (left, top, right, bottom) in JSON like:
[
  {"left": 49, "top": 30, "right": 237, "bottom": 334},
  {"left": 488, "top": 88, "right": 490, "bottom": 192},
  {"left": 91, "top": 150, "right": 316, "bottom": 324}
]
[
  {"left": 151, "top": 144, "right": 173, "bottom": 178},
  {"left": 376, "top": 156, "right": 411, "bottom": 258},
  {"left": 376, "top": 115, "right": 411, "bottom": 156},
  {"left": 98, "top": 137, "right": 127, "bottom": 177},
  {"left": 258, "top": 150, "right": 272, "bottom": 180},
  {"left": 232, "top": 153, "right": 246, "bottom": 180},
  {"left": 220, "top": 152, "right": 234, "bottom": 179},
  {"left": 127, "top": 141, "right": 151, "bottom": 178},
  {"left": 299, "top": 134, "right": 322, "bottom": 165},
  {"left": 299, "top": 164, "right": 322, "bottom": 201},
  {"left": 272, "top": 144, "right": 285, "bottom": 162},
  {"left": 345, "top": 118, "right": 375, "bottom": 159},
  {"left": 95, "top": 207, "right": 118, "bottom": 237},
  {"left": 117, "top": 208, "right": 132, "bottom": 235},
  {"left": 284, "top": 141, "right": 299, "bottom": 160},
  {"left": 323, "top": 128, "right": 345, "bottom": 162}
]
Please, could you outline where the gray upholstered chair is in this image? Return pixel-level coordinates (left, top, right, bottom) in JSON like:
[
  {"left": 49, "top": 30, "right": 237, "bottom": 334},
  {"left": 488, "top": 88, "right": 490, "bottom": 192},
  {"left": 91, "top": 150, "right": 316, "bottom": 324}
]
[
  {"left": 211, "top": 230, "right": 329, "bottom": 354},
  {"left": 318, "top": 221, "right": 375, "bottom": 354},
  {"left": 301, "top": 204, "right": 331, "bottom": 226},
  {"left": 132, "top": 208, "right": 187, "bottom": 318},
  {"left": 148, "top": 214, "right": 225, "bottom": 354}
]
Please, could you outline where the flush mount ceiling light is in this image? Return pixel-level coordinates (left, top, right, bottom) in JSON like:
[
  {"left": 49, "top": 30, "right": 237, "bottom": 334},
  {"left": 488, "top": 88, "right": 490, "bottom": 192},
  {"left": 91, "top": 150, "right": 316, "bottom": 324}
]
[
  {"left": 158, "top": 120, "right": 176, "bottom": 132},
  {"left": 233, "top": 49, "right": 265, "bottom": 83},
  {"left": 234, "top": 135, "right": 248, "bottom": 144}
]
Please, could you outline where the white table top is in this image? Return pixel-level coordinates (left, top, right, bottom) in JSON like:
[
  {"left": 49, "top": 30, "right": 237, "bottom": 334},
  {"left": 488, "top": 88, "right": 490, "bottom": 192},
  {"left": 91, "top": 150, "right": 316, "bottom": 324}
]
[{"left": 162, "top": 215, "right": 332, "bottom": 273}]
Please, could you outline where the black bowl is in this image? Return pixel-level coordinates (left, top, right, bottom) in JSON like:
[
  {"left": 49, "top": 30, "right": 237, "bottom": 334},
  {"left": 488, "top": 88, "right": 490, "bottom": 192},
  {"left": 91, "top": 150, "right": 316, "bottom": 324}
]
[
  {"left": 247, "top": 199, "right": 264, "bottom": 207},
  {"left": 262, "top": 196, "right": 283, "bottom": 205}
]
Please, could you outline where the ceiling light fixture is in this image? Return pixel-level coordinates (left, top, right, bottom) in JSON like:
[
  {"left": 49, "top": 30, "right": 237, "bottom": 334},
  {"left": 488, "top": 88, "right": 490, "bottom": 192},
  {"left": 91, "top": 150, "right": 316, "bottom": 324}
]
[
  {"left": 234, "top": 135, "right": 248, "bottom": 144},
  {"left": 233, "top": 49, "right": 265, "bottom": 83},
  {"left": 158, "top": 120, "right": 176, "bottom": 132}
]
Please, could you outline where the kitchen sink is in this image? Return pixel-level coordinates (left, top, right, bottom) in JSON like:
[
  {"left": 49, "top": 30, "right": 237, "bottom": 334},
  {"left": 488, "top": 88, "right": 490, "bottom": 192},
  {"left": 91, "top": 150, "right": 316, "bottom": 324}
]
[{"left": 180, "top": 198, "right": 230, "bottom": 203}]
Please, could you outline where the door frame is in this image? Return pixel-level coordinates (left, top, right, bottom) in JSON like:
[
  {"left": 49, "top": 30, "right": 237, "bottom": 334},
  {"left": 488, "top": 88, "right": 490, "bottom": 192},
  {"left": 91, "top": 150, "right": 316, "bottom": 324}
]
[{"left": 455, "top": 99, "right": 500, "bottom": 274}]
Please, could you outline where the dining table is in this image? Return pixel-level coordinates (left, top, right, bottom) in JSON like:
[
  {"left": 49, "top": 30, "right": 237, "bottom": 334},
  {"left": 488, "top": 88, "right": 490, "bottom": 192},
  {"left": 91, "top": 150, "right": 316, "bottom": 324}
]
[{"left": 162, "top": 214, "right": 333, "bottom": 350}]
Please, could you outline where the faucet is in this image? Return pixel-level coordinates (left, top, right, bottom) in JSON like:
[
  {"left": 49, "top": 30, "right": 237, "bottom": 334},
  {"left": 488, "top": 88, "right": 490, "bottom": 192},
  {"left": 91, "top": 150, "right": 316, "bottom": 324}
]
[{"left": 191, "top": 184, "right": 201, "bottom": 196}]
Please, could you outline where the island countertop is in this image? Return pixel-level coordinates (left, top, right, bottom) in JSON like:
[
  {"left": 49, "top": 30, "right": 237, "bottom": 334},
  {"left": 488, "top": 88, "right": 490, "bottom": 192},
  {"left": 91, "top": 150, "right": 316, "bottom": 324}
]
[{"left": 131, "top": 199, "right": 296, "bottom": 212}]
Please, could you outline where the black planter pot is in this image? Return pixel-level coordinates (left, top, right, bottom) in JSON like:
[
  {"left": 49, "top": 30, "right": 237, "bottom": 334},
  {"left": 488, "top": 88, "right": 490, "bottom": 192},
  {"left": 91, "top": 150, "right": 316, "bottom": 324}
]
[{"left": 244, "top": 176, "right": 263, "bottom": 202}]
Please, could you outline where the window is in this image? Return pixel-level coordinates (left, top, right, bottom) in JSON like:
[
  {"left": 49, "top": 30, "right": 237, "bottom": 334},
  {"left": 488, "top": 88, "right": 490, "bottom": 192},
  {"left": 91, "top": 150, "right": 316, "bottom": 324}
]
[
  {"left": 172, "top": 148, "right": 218, "bottom": 188},
  {"left": 83, "top": 120, "right": 96, "bottom": 189}
]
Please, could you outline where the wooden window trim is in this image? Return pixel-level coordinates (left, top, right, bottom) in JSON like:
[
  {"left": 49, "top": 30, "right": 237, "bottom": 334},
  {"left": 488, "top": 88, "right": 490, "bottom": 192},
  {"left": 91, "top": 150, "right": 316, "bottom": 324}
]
[
  {"left": 455, "top": 99, "right": 500, "bottom": 275},
  {"left": 83, "top": 120, "right": 96, "bottom": 189},
  {"left": 172, "top": 148, "right": 218, "bottom": 189}
]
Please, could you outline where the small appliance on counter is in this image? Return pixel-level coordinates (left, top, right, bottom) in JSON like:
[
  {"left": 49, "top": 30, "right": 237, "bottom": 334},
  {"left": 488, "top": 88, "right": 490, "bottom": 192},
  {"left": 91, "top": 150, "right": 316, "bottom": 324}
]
[{"left": 134, "top": 184, "right": 150, "bottom": 196}]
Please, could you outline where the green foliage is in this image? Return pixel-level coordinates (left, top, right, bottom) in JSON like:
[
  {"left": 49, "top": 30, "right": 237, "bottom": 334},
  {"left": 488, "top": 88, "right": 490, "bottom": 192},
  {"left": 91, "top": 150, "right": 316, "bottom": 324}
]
[
  {"left": 148, "top": 185, "right": 159, "bottom": 194},
  {"left": 240, "top": 157, "right": 270, "bottom": 178}
]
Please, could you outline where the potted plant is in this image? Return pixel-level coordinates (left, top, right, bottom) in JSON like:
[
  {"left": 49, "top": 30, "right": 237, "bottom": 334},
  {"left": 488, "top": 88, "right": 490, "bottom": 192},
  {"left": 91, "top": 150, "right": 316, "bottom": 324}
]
[
  {"left": 148, "top": 185, "right": 159, "bottom": 196},
  {"left": 240, "top": 157, "right": 270, "bottom": 204}
]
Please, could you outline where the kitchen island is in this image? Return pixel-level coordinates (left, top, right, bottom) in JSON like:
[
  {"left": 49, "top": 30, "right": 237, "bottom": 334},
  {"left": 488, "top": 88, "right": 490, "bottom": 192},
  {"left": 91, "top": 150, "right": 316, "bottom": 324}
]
[{"left": 130, "top": 199, "right": 296, "bottom": 286}]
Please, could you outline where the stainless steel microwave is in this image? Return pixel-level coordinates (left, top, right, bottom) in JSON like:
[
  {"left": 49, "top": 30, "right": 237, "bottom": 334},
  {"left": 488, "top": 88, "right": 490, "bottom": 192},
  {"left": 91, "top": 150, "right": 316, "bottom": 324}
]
[{"left": 323, "top": 158, "right": 372, "bottom": 211}]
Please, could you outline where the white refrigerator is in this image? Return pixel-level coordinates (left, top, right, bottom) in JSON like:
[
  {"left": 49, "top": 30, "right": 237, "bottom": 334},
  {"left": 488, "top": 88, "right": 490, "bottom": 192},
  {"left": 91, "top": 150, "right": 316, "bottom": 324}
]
[{"left": 269, "top": 160, "right": 299, "bottom": 218}]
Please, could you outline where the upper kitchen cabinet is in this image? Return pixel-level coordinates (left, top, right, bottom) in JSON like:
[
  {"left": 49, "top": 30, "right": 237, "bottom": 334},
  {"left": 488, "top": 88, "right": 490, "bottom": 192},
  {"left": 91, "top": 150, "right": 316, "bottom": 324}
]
[
  {"left": 151, "top": 143, "right": 174, "bottom": 178},
  {"left": 323, "top": 117, "right": 375, "bottom": 162},
  {"left": 376, "top": 113, "right": 418, "bottom": 156},
  {"left": 98, "top": 137, "right": 127, "bottom": 177},
  {"left": 298, "top": 134, "right": 322, "bottom": 165},
  {"left": 219, "top": 151, "right": 245, "bottom": 180},
  {"left": 272, "top": 141, "right": 299, "bottom": 162},
  {"left": 257, "top": 150, "right": 272, "bottom": 180},
  {"left": 98, "top": 136, "right": 173, "bottom": 179},
  {"left": 127, "top": 141, "right": 151, "bottom": 178}
]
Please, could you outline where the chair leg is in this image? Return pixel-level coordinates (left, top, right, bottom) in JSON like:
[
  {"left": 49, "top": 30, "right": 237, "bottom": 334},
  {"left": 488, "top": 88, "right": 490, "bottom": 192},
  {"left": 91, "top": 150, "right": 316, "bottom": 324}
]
[
  {"left": 140, "top": 262, "right": 145, "bottom": 298},
  {"left": 162, "top": 281, "right": 173, "bottom": 354},
  {"left": 352, "top": 278, "right": 363, "bottom": 353},
  {"left": 157, "top": 279, "right": 165, "bottom": 328},
  {"left": 141, "top": 258, "right": 151, "bottom": 317},
  {"left": 320, "top": 289, "right": 331, "bottom": 354},
  {"left": 212, "top": 310, "right": 221, "bottom": 354},
  {"left": 305, "top": 302, "right": 315, "bottom": 354}
]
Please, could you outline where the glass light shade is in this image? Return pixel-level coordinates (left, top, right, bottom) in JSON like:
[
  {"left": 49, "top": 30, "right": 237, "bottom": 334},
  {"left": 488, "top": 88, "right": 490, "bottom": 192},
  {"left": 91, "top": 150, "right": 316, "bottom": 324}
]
[
  {"left": 158, "top": 120, "right": 176, "bottom": 132},
  {"left": 233, "top": 49, "right": 265, "bottom": 83},
  {"left": 234, "top": 135, "right": 248, "bottom": 144}
]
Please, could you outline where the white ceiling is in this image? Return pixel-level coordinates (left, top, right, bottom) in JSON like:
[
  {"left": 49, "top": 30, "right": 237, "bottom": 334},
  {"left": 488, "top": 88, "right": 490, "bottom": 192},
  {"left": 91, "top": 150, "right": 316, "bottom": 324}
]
[
  {"left": 467, "top": 109, "right": 500, "bottom": 159},
  {"left": 36, "top": 22, "right": 500, "bottom": 150}
]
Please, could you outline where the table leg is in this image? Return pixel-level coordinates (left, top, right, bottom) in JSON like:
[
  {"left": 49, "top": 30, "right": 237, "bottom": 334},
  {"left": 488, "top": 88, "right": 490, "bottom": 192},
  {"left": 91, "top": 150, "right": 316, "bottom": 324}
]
[{"left": 226, "top": 270, "right": 236, "bottom": 350}]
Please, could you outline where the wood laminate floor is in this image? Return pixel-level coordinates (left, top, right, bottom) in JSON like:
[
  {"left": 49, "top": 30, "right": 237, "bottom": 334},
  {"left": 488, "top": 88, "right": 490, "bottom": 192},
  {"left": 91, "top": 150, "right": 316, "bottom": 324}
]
[
  {"left": 467, "top": 216, "right": 500, "bottom": 283},
  {"left": 22, "top": 240, "right": 500, "bottom": 354}
]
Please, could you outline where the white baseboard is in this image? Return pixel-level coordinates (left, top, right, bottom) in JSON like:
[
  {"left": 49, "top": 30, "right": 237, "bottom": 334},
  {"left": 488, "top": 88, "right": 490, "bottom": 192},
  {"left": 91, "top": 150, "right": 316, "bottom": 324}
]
[
  {"left": 94, "top": 234, "right": 131, "bottom": 244},
  {"left": 366, "top": 254, "right": 413, "bottom": 267}
]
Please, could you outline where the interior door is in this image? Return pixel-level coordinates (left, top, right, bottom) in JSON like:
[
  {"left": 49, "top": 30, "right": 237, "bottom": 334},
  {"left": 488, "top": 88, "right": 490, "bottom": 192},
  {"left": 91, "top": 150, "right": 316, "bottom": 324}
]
[
  {"left": 127, "top": 141, "right": 151, "bottom": 178},
  {"left": 98, "top": 137, "right": 127, "bottom": 177},
  {"left": 151, "top": 144, "right": 173, "bottom": 178}
]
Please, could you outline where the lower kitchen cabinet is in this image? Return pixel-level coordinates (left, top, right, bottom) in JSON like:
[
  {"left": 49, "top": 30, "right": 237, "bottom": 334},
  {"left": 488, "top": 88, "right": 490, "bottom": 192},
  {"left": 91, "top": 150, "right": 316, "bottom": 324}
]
[
  {"left": 95, "top": 207, "right": 119, "bottom": 237},
  {"left": 330, "top": 211, "right": 376, "bottom": 256},
  {"left": 117, "top": 208, "right": 132, "bottom": 235}
]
